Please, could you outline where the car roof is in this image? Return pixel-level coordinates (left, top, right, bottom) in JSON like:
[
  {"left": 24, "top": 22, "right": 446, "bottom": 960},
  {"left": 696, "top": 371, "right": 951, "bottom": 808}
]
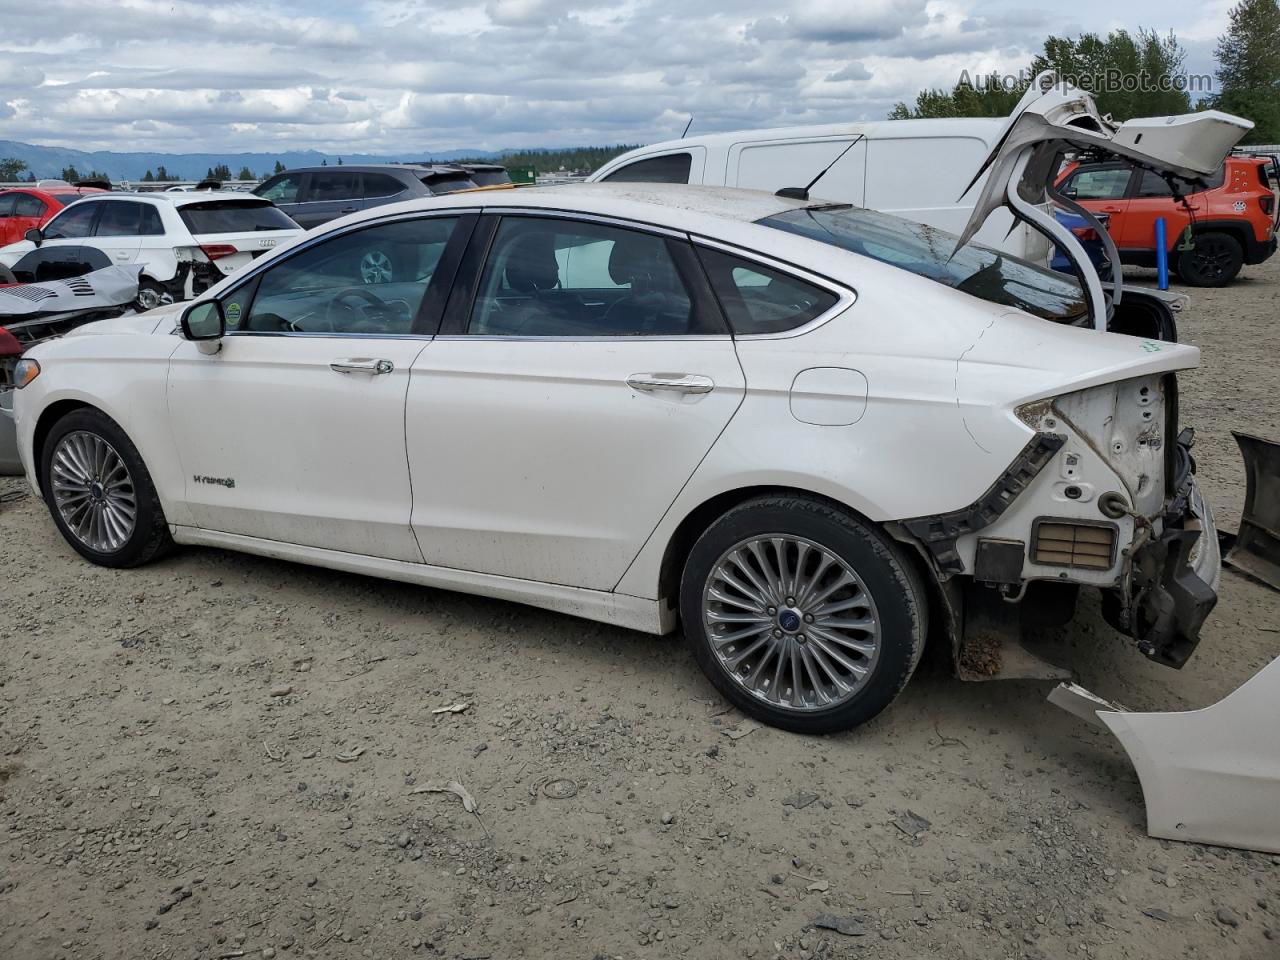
[
  {"left": 611, "top": 117, "right": 1008, "bottom": 160},
  {"left": 360, "top": 182, "right": 811, "bottom": 232},
  {"left": 62, "top": 190, "right": 273, "bottom": 207},
  {"left": 278, "top": 163, "right": 468, "bottom": 176},
  {"left": 0, "top": 186, "right": 105, "bottom": 198}
]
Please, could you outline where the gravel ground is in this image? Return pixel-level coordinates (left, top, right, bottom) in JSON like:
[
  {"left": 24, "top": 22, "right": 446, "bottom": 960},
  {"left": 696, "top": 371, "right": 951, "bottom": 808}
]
[{"left": 2, "top": 260, "right": 1278, "bottom": 960}]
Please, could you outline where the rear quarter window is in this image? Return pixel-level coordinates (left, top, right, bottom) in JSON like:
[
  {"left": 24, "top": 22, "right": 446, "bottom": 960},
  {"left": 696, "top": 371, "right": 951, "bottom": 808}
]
[
  {"left": 697, "top": 247, "right": 838, "bottom": 335},
  {"left": 179, "top": 201, "right": 298, "bottom": 234}
]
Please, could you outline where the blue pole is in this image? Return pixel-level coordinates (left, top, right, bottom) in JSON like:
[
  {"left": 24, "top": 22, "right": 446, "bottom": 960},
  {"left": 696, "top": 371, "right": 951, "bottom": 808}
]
[{"left": 1155, "top": 217, "right": 1168, "bottom": 290}]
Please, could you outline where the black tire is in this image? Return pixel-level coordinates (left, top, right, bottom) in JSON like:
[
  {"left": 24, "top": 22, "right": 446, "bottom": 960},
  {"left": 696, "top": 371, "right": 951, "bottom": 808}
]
[
  {"left": 40, "top": 408, "right": 173, "bottom": 568},
  {"left": 1174, "top": 232, "right": 1243, "bottom": 287},
  {"left": 680, "top": 495, "right": 927, "bottom": 734}
]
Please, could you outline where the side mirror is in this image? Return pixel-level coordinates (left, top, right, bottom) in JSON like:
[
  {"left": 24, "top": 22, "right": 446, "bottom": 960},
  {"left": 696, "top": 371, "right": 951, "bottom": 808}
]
[
  {"left": 180, "top": 300, "right": 226, "bottom": 341},
  {"left": 24, "top": 227, "right": 43, "bottom": 246}
]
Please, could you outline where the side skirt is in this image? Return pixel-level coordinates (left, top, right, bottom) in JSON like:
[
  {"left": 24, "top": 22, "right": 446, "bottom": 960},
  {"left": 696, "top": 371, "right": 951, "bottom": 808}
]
[{"left": 170, "top": 525, "right": 675, "bottom": 635}]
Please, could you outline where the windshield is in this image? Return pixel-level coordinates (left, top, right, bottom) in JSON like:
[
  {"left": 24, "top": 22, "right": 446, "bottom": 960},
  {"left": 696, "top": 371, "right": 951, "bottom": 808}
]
[
  {"left": 761, "top": 206, "right": 1087, "bottom": 322},
  {"left": 178, "top": 200, "right": 298, "bottom": 234}
]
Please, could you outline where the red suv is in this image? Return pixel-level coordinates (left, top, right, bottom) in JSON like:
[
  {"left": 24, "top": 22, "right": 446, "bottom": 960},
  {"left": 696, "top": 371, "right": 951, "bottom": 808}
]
[
  {"left": 1058, "top": 155, "right": 1278, "bottom": 286},
  {"left": 0, "top": 184, "right": 108, "bottom": 249}
]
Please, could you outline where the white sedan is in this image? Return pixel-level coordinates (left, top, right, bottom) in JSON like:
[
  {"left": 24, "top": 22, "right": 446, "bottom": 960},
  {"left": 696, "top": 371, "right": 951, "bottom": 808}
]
[{"left": 8, "top": 82, "right": 1237, "bottom": 732}]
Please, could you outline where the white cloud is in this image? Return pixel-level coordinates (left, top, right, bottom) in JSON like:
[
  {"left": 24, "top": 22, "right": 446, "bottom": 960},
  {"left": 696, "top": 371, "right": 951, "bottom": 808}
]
[{"left": 0, "top": 0, "right": 1238, "bottom": 154}]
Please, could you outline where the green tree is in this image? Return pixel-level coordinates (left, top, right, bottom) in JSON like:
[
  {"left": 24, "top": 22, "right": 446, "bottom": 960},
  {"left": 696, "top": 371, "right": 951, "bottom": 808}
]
[
  {"left": 237, "top": 166, "right": 255, "bottom": 180},
  {"left": 142, "top": 169, "right": 155, "bottom": 182},
  {"left": 155, "top": 165, "right": 170, "bottom": 181},
  {"left": 1212, "top": 0, "right": 1280, "bottom": 143},
  {"left": 273, "top": 160, "right": 285, "bottom": 174},
  {"left": 0, "top": 157, "right": 27, "bottom": 181},
  {"left": 60, "top": 165, "right": 81, "bottom": 182},
  {"left": 890, "top": 29, "right": 1191, "bottom": 121}
]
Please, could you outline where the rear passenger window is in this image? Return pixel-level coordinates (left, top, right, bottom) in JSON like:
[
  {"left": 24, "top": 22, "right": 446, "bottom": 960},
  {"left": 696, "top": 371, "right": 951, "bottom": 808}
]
[
  {"left": 14, "top": 195, "right": 45, "bottom": 218},
  {"left": 697, "top": 248, "right": 838, "bottom": 335},
  {"left": 95, "top": 201, "right": 150, "bottom": 237},
  {"left": 602, "top": 153, "right": 693, "bottom": 184},
  {"left": 308, "top": 172, "right": 360, "bottom": 202},
  {"left": 0, "top": 194, "right": 15, "bottom": 217},
  {"left": 362, "top": 174, "right": 405, "bottom": 199},
  {"left": 468, "top": 217, "right": 718, "bottom": 337}
]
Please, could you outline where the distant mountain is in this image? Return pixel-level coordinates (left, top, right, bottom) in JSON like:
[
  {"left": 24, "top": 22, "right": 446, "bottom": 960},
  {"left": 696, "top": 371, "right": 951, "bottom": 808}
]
[{"left": 0, "top": 140, "right": 501, "bottom": 181}]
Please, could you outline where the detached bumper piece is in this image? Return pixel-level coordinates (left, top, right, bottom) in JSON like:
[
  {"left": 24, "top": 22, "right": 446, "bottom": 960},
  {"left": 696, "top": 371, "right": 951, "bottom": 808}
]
[
  {"left": 1105, "top": 435, "right": 1217, "bottom": 668},
  {"left": 1224, "top": 431, "right": 1280, "bottom": 591},
  {"left": 1049, "top": 657, "right": 1280, "bottom": 856}
]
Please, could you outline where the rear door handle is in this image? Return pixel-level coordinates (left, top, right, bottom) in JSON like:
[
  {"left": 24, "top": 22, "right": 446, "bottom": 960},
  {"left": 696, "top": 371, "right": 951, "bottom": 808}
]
[
  {"left": 331, "top": 358, "right": 394, "bottom": 375},
  {"left": 627, "top": 373, "right": 715, "bottom": 395},
  {"left": 340, "top": 206, "right": 358, "bottom": 213}
]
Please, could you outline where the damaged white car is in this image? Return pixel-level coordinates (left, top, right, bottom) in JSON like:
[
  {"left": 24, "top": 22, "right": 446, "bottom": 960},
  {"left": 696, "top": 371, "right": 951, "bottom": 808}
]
[{"left": 9, "top": 76, "right": 1246, "bottom": 732}]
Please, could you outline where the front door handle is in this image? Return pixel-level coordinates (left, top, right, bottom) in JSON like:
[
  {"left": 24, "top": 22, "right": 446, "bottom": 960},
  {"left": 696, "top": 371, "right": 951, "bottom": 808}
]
[
  {"left": 627, "top": 373, "right": 715, "bottom": 395},
  {"left": 331, "top": 358, "right": 394, "bottom": 375}
]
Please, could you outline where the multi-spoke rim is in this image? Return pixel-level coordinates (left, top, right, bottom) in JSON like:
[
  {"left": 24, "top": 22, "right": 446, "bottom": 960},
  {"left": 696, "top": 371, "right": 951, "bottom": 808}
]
[
  {"left": 360, "top": 250, "right": 394, "bottom": 284},
  {"left": 702, "top": 534, "right": 881, "bottom": 713},
  {"left": 50, "top": 431, "right": 137, "bottom": 554},
  {"left": 1188, "top": 238, "right": 1234, "bottom": 281}
]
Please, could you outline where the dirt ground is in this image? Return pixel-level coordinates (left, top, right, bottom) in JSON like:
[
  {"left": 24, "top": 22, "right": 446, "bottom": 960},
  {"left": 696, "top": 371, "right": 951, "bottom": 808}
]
[{"left": 2, "top": 260, "right": 1278, "bottom": 960}]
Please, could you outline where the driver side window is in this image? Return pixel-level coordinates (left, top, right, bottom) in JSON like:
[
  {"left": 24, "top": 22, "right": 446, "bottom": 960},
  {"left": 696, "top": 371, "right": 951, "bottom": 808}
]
[{"left": 240, "top": 217, "right": 458, "bottom": 335}]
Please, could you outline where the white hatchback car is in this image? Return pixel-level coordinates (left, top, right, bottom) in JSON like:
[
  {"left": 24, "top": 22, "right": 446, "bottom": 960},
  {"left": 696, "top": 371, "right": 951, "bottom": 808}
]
[
  {"left": 9, "top": 81, "right": 1239, "bottom": 733},
  {"left": 0, "top": 192, "right": 302, "bottom": 309}
]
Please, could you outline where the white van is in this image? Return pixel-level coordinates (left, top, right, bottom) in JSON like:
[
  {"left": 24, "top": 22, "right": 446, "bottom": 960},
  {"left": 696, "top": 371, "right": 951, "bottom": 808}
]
[{"left": 588, "top": 118, "right": 1051, "bottom": 263}]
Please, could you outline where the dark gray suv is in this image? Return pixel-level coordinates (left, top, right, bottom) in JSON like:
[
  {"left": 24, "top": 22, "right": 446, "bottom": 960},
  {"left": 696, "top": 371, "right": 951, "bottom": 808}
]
[{"left": 253, "top": 164, "right": 485, "bottom": 229}]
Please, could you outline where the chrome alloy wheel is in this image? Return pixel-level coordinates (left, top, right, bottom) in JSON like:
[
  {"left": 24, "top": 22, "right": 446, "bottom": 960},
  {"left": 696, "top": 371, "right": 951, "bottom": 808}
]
[
  {"left": 701, "top": 535, "right": 881, "bottom": 712},
  {"left": 49, "top": 431, "right": 137, "bottom": 553},
  {"left": 359, "top": 250, "right": 394, "bottom": 284}
]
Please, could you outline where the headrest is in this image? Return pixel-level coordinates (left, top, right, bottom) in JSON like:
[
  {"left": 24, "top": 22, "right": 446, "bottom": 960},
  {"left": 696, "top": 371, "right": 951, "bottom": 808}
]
[
  {"left": 504, "top": 233, "right": 561, "bottom": 293},
  {"left": 608, "top": 234, "right": 665, "bottom": 286}
]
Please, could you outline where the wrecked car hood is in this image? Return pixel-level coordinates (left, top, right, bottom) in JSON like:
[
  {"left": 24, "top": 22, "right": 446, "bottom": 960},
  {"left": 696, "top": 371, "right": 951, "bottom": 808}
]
[{"left": 958, "top": 72, "right": 1253, "bottom": 329}]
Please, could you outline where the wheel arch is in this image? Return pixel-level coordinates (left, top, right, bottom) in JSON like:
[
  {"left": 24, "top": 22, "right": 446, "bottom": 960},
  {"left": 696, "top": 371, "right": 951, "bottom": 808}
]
[
  {"left": 653, "top": 484, "right": 943, "bottom": 638},
  {"left": 31, "top": 398, "right": 96, "bottom": 492}
]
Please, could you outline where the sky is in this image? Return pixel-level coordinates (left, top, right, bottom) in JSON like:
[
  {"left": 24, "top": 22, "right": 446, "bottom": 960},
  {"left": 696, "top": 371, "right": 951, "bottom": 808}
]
[{"left": 0, "top": 0, "right": 1241, "bottom": 155}]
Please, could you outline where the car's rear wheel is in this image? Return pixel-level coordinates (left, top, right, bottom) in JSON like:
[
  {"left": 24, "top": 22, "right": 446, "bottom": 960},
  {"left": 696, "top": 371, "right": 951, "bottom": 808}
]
[
  {"left": 41, "top": 408, "right": 173, "bottom": 568},
  {"left": 680, "top": 495, "right": 926, "bottom": 734},
  {"left": 1175, "top": 232, "right": 1243, "bottom": 287}
]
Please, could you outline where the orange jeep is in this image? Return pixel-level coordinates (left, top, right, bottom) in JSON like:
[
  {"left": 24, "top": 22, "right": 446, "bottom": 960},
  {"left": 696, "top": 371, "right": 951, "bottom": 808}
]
[{"left": 1057, "top": 154, "right": 1278, "bottom": 286}]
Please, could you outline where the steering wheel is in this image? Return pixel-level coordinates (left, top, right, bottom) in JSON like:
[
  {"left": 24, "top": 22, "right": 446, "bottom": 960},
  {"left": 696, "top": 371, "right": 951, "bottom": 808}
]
[{"left": 325, "top": 287, "right": 393, "bottom": 330}]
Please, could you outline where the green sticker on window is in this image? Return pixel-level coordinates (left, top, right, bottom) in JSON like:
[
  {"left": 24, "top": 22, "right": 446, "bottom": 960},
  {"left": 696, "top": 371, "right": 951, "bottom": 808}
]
[{"left": 225, "top": 301, "right": 242, "bottom": 327}]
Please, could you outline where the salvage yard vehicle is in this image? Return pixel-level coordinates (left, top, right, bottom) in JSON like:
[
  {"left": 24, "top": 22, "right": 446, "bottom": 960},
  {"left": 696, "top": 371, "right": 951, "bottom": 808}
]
[
  {"left": 0, "top": 192, "right": 303, "bottom": 308},
  {"left": 588, "top": 116, "right": 1055, "bottom": 263},
  {"left": 0, "top": 181, "right": 108, "bottom": 247},
  {"left": 254, "top": 164, "right": 494, "bottom": 229},
  {"left": 9, "top": 77, "right": 1245, "bottom": 733},
  {"left": 1057, "top": 153, "right": 1278, "bottom": 286}
]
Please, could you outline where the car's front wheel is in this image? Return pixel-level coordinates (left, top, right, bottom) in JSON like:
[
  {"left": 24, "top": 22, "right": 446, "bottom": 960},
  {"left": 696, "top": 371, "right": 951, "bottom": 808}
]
[
  {"left": 41, "top": 408, "right": 173, "bottom": 567},
  {"left": 680, "top": 495, "right": 927, "bottom": 734}
]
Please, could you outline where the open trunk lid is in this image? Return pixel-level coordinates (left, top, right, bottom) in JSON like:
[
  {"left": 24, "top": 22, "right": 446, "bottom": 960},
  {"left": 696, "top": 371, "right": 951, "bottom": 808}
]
[{"left": 956, "top": 72, "right": 1253, "bottom": 330}]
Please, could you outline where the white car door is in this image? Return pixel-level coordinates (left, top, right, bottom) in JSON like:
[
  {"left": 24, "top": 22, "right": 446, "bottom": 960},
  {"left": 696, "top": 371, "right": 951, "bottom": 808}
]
[
  {"left": 405, "top": 213, "right": 746, "bottom": 591},
  {"left": 2, "top": 199, "right": 101, "bottom": 276},
  {"left": 165, "top": 213, "right": 473, "bottom": 561},
  {"left": 89, "top": 200, "right": 146, "bottom": 266}
]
